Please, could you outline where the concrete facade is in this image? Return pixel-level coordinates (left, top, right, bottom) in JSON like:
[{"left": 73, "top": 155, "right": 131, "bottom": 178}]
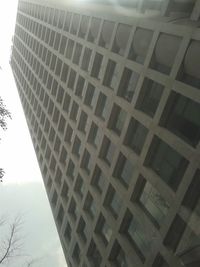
[{"left": 11, "top": 0, "right": 200, "bottom": 266}]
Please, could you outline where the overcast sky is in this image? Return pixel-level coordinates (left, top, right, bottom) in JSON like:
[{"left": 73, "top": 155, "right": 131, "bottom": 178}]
[{"left": 0, "top": 1, "right": 67, "bottom": 266}]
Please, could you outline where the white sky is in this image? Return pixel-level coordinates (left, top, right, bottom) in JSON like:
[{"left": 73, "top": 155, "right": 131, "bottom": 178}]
[{"left": 0, "top": 1, "right": 67, "bottom": 266}]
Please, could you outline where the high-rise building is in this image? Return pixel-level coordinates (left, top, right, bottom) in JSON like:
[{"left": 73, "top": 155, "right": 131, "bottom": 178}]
[{"left": 11, "top": 0, "right": 200, "bottom": 266}]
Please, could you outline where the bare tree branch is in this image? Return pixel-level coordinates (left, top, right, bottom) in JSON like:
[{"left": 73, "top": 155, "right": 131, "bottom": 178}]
[
  {"left": 0, "top": 216, "right": 24, "bottom": 265},
  {"left": 25, "top": 258, "right": 40, "bottom": 267}
]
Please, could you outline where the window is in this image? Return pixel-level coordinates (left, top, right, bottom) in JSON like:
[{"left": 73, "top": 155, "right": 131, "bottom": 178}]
[
  {"left": 65, "top": 39, "right": 74, "bottom": 60},
  {"left": 99, "top": 137, "right": 116, "bottom": 166},
  {"left": 77, "top": 217, "right": 87, "bottom": 243},
  {"left": 103, "top": 59, "right": 120, "bottom": 90},
  {"left": 50, "top": 54, "right": 56, "bottom": 71},
  {"left": 53, "top": 9, "right": 59, "bottom": 27},
  {"left": 177, "top": 40, "right": 200, "bottom": 89},
  {"left": 87, "top": 17, "right": 101, "bottom": 43},
  {"left": 52, "top": 190, "right": 58, "bottom": 207},
  {"left": 68, "top": 198, "right": 78, "bottom": 221},
  {"left": 67, "top": 160, "right": 76, "bottom": 181},
  {"left": 49, "top": 30, "right": 55, "bottom": 47},
  {"left": 87, "top": 239, "right": 102, "bottom": 266},
  {"left": 78, "top": 15, "right": 89, "bottom": 38},
  {"left": 120, "top": 210, "right": 150, "bottom": 262},
  {"left": 47, "top": 176, "right": 52, "bottom": 190},
  {"left": 74, "top": 174, "right": 86, "bottom": 199},
  {"left": 78, "top": 111, "right": 88, "bottom": 134},
  {"left": 72, "top": 244, "right": 80, "bottom": 265},
  {"left": 47, "top": 99, "right": 54, "bottom": 116},
  {"left": 104, "top": 185, "right": 122, "bottom": 219},
  {"left": 59, "top": 146, "right": 67, "bottom": 166},
  {"left": 44, "top": 118, "right": 50, "bottom": 134},
  {"left": 64, "top": 12, "right": 72, "bottom": 32},
  {"left": 88, "top": 122, "right": 103, "bottom": 148},
  {"left": 163, "top": 215, "right": 186, "bottom": 252},
  {"left": 108, "top": 104, "right": 126, "bottom": 135},
  {"left": 113, "top": 153, "right": 134, "bottom": 188},
  {"left": 95, "top": 93, "right": 111, "bottom": 121},
  {"left": 150, "top": 33, "right": 181, "bottom": 74},
  {"left": 45, "top": 30, "right": 51, "bottom": 45},
  {"left": 64, "top": 222, "right": 72, "bottom": 243},
  {"left": 145, "top": 136, "right": 189, "bottom": 191},
  {"left": 134, "top": 175, "right": 170, "bottom": 227},
  {"left": 57, "top": 205, "right": 64, "bottom": 226},
  {"left": 64, "top": 125, "right": 73, "bottom": 145},
  {"left": 67, "top": 69, "right": 76, "bottom": 90},
  {"left": 61, "top": 181, "right": 69, "bottom": 203},
  {"left": 152, "top": 254, "right": 169, "bottom": 267},
  {"left": 109, "top": 241, "right": 129, "bottom": 267},
  {"left": 128, "top": 28, "right": 153, "bottom": 64},
  {"left": 49, "top": 127, "right": 56, "bottom": 143},
  {"left": 75, "top": 75, "right": 85, "bottom": 98},
  {"left": 48, "top": 8, "right": 54, "bottom": 25},
  {"left": 84, "top": 83, "right": 98, "bottom": 109},
  {"left": 91, "top": 166, "right": 106, "bottom": 194},
  {"left": 91, "top": 52, "right": 103, "bottom": 79},
  {"left": 118, "top": 67, "right": 139, "bottom": 102},
  {"left": 72, "top": 136, "right": 82, "bottom": 158},
  {"left": 70, "top": 14, "right": 80, "bottom": 35},
  {"left": 40, "top": 111, "right": 45, "bottom": 126},
  {"left": 112, "top": 24, "right": 131, "bottom": 56},
  {"left": 81, "top": 150, "right": 93, "bottom": 174},
  {"left": 84, "top": 193, "right": 97, "bottom": 220},
  {"left": 81, "top": 47, "right": 92, "bottom": 71},
  {"left": 182, "top": 170, "right": 200, "bottom": 211},
  {"left": 124, "top": 118, "right": 148, "bottom": 155},
  {"left": 54, "top": 136, "right": 61, "bottom": 154},
  {"left": 51, "top": 78, "right": 58, "bottom": 96},
  {"left": 58, "top": 115, "right": 66, "bottom": 134},
  {"left": 45, "top": 145, "right": 51, "bottom": 162},
  {"left": 160, "top": 92, "right": 200, "bottom": 147},
  {"left": 135, "top": 78, "right": 164, "bottom": 117},
  {"left": 70, "top": 101, "right": 79, "bottom": 122},
  {"left": 59, "top": 35, "right": 67, "bottom": 55},
  {"left": 58, "top": 10, "right": 65, "bottom": 29},
  {"left": 73, "top": 43, "right": 82, "bottom": 65},
  {"left": 62, "top": 92, "right": 71, "bottom": 113},
  {"left": 49, "top": 155, "right": 56, "bottom": 173},
  {"left": 61, "top": 63, "right": 69, "bottom": 83},
  {"left": 99, "top": 20, "right": 114, "bottom": 48},
  {"left": 95, "top": 214, "right": 112, "bottom": 245},
  {"left": 56, "top": 86, "right": 64, "bottom": 104},
  {"left": 54, "top": 32, "right": 61, "bottom": 51}
]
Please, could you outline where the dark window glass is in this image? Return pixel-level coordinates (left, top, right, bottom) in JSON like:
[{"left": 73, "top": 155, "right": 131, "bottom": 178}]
[
  {"left": 109, "top": 241, "right": 129, "bottom": 267},
  {"left": 108, "top": 104, "right": 126, "bottom": 135},
  {"left": 133, "top": 175, "right": 170, "bottom": 227},
  {"left": 152, "top": 254, "right": 169, "bottom": 267},
  {"left": 145, "top": 136, "right": 188, "bottom": 191},
  {"left": 87, "top": 239, "right": 102, "bottom": 266},
  {"left": 118, "top": 67, "right": 139, "bottom": 102},
  {"left": 163, "top": 215, "right": 186, "bottom": 252},
  {"left": 124, "top": 118, "right": 148, "bottom": 155},
  {"left": 95, "top": 214, "right": 112, "bottom": 245},
  {"left": 113, "top": 153, "right": 134, "bottom": 188},
  {"left": 160, "top": 92, "right": 200, "bottom": 147},
  {"left": 136, "top": 78, "right": 164, "bottom": 117}
]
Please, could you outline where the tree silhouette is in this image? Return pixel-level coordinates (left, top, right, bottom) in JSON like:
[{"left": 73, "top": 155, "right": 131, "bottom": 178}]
[
  {"left": 0, "top": 97, "right": 11, "bottom": 131},
  {"left": 0, "top": 216, "right": 38, "bottom": 266},
  {"left": 0, "top": 216, "right": 23, "bottom": 265},
  {"left": 0, "top": 96, "right": 11, "bottom": 182}
]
